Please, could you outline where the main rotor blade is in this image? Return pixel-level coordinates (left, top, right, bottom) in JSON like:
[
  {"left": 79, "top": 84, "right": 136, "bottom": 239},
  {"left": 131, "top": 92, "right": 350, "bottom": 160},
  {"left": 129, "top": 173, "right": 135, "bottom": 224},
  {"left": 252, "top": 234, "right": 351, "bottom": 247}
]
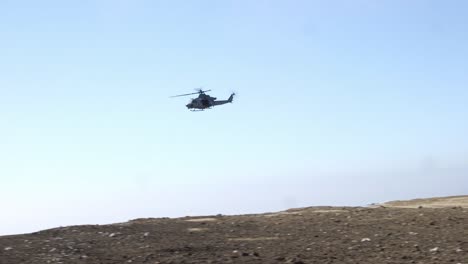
[
  {"left": 170, "top": 91, "right": 200, "bottom": 98},
  {"left": 170, "top": 89, "right": 212, "bottom": 98},
  {"left": 195, "top": 89, "right": 211, "bottom": 93}
]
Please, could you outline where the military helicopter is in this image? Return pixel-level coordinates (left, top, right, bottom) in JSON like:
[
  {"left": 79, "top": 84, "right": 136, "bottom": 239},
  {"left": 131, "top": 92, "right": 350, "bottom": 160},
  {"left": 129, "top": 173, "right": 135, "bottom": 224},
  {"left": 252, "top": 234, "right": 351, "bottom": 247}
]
[{"left": 170, "top": 89, "right": 235, "bottom": 111}]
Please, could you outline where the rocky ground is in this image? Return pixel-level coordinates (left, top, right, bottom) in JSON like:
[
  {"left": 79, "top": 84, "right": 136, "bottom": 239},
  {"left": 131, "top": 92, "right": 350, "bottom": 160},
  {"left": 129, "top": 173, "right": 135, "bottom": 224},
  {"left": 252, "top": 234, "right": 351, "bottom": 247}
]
[{"left": 1, "top": 196, "right": 467, "bottom": 264}]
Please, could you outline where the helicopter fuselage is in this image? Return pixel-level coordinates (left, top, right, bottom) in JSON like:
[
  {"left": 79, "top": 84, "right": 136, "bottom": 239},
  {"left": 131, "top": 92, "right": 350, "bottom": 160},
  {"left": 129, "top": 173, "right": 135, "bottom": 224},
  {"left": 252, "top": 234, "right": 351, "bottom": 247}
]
[{"left": 186, "top": 94, "right": 217, "bottom": 109}]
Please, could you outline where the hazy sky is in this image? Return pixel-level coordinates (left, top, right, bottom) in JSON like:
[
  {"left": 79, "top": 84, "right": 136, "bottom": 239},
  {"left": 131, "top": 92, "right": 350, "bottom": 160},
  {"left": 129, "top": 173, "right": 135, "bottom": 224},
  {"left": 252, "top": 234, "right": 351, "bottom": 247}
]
[{"left": 1, "top": 0, "right": 468, "bottom": 235}]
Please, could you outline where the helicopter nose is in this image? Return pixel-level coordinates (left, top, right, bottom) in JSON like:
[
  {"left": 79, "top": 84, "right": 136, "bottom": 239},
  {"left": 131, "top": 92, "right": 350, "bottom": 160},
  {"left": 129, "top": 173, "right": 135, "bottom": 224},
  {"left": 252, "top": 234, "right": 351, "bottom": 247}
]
[{"left": 186, "top": 103, "right": 192, "bottom": 108}]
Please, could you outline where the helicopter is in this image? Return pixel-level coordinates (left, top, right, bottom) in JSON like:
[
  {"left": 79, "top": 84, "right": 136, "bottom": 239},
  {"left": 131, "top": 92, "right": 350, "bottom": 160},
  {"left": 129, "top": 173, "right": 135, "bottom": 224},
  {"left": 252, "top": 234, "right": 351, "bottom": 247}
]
[{"left": 170, "top": 89, "right": 235, "bottom": 111}]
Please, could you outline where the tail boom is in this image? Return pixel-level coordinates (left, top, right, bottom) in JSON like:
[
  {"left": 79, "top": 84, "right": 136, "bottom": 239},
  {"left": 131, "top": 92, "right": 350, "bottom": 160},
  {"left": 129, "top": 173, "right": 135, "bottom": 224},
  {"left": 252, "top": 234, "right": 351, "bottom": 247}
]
[{"left": 212, "top": 93, "right": 235, "bottom": 106}]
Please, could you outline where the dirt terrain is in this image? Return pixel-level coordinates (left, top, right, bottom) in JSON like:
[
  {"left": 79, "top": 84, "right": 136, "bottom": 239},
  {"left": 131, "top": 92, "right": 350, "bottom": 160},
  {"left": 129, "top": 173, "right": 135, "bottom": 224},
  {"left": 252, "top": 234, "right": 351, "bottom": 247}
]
[
  {"left": 379, "top": 195, "right": 468, "bottom": 209},
  {"left": 1, "top": 196, "right": 467, "bottom": 264}
]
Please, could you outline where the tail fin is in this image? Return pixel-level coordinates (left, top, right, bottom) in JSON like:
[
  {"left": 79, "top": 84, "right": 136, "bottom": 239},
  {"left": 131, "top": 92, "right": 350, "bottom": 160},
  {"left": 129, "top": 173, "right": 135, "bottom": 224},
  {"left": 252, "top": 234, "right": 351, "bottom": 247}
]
[{"left": 228, "top": 93, "right": 235, "bottom": 103}]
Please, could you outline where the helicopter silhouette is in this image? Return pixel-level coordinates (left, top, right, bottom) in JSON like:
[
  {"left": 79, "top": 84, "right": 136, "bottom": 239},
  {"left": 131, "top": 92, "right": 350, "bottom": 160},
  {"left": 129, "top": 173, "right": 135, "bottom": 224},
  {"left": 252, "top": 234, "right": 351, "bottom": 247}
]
[{"left": 170, "top": 89, "right": 235, "bottom": 111}]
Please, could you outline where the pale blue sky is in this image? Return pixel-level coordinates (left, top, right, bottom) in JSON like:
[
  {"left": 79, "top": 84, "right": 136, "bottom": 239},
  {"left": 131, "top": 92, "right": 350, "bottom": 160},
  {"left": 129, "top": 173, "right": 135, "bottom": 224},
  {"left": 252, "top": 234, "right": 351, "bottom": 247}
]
[{"left": 1, "top": 0, "right": 468, "bottom": 235}]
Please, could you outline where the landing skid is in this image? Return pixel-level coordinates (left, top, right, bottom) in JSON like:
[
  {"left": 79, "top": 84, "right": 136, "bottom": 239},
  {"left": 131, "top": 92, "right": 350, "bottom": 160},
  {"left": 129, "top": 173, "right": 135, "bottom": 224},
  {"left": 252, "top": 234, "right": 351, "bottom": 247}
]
[{"left": 189, "top": 107, "right": 212, "bottom": 112}]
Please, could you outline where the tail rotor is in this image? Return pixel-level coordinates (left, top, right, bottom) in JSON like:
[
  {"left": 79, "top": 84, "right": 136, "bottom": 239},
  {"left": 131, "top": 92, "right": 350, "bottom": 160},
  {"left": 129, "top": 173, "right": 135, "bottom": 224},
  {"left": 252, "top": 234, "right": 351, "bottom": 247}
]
[{"left": 228, "top": 91, "right": 236, "bottom": 103}]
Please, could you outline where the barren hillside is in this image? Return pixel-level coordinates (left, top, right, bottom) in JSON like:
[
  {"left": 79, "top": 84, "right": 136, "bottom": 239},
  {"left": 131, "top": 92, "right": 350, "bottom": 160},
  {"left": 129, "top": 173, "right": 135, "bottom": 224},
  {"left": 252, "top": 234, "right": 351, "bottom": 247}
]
[
  {"left": 380, "top": 195, "right": 468, "bottom": 208},
  {"left": 1, "top": 196, "right": 467, "bottom": 264}
]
